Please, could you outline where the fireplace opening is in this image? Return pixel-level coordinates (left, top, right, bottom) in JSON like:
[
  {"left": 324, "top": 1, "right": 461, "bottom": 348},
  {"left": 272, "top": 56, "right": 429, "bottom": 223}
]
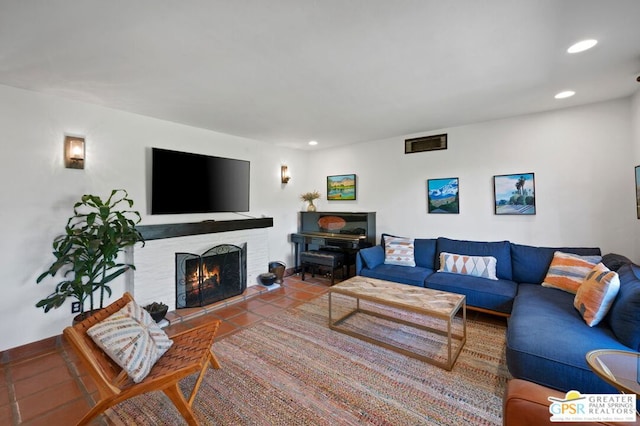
[{"left": 175, "top": 243, "right": 247, "bottom": 308}]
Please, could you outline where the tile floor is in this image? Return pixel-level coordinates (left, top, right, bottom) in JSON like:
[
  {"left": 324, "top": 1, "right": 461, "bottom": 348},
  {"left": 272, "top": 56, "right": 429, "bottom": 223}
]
[{"left": 0, "top": 273, "right": 332, "bottom": 426}]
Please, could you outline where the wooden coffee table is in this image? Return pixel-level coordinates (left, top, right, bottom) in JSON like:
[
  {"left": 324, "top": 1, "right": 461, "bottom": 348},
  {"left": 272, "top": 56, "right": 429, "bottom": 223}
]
[{"left": 329, "top": 276, "right": 466, "bottom": 370}]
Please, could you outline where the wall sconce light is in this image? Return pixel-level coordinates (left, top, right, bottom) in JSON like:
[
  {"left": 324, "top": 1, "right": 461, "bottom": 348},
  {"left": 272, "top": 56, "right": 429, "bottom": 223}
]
[
  {"left": 281, "top": 165, "right": 291, "bottom": 184},
  {"left": 64, "top": 136, "right": 85, "bottom": 169}
]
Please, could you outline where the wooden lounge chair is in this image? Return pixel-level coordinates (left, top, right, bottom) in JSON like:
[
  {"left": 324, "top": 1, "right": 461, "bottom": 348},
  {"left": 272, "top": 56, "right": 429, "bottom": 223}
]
[{"left": 63, "top": 292, "right": 221, "bottom": 426}]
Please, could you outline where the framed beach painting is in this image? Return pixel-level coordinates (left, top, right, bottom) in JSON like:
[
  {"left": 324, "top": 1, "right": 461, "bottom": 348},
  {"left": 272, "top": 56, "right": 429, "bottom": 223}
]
[
  {"left": 635, "top": 166, "right": 640, "bottom": 219},
  {"left": 493, "top": 173, "right": 536, "bottom": 215},
  {"left": 427, "top": 177, "right": 459, "bottom": 214},
  {"left": 327, "top": 174, "right": 356, "bottom": 200}
]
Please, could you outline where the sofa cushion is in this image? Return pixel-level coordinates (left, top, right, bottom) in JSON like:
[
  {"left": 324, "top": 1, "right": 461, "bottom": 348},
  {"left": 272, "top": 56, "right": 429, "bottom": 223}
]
[
  {"left": 542, "top": 251, "right": 602, "bottom": 294},
  {"left": 436, "top": 237, "right": 512, "bottom": 280},
  {"left": 359, "top": 245, "right": 384, "bottom": 269},
  {"left": 506, "top": 284, "right": 628, "bottom": 395},
  {"left": 606, "top": 263, "right": 640, "bottom": 351},
  {"left": 358, "top": 264, "right": 432, "bottom": 287},
  {"left": 510, "top": 243, "right": 601, "bottom": 284},
  {"left": 601, "top": 252, "right": 633, "bottom": 272},
  {"left": 438, "top": 252, "right": 498, "bottom": 280},
  {"left": 414, "top": 238, "right": 437, "bottom": 269},
  {"left": 424, "top": 272, "right": 517, "bottom": 314},
  {"left": 384, "top": 236, "right": 416, "bottom": 267},
  {"left": 573, "top": 263, "right": 620, "bottom": 327}
]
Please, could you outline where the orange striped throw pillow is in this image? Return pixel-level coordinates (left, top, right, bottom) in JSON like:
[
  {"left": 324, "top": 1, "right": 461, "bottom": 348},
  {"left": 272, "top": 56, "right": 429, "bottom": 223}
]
[
  {"left": 574, "top": 263, "right": 620, "bottom": 326},
  {"left": 542, "top": 251, "right": 602, "bottom": 294}
]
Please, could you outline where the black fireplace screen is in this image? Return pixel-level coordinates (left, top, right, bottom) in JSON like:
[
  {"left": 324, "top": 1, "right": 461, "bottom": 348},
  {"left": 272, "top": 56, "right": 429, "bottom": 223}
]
[{"left": 175, "top": 243, "right": 247, "bottom": 308}]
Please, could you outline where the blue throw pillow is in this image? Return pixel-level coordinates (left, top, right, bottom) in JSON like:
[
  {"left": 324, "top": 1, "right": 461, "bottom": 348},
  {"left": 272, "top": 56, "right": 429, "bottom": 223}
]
[
  {"left": 607, "top": 263, "right": 640, "bottom": 351},
  {"left": 360, "top": 245, "right": 384, "bottom": 269}
]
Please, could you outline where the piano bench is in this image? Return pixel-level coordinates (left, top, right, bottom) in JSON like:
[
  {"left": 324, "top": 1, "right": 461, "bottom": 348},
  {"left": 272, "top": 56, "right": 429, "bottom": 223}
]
[{"left": 300, "top": 250, "right": 345, "bottom": 286}]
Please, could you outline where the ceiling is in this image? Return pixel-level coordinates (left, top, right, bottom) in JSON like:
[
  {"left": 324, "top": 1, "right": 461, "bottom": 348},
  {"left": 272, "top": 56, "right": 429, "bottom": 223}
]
[{"left": 1, "top": 1, "right": 639, "bottom": 150}]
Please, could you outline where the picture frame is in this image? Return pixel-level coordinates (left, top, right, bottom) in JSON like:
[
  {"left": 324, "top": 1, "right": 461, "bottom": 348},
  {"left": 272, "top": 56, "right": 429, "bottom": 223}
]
[
  {"left": 427, "top": 177, "right": 459, "bottom": 214},
  {"left": 493, "top": 172, "right": 536, "bottom": 215},
  {"left": 635, "top": 166, "right": 640, "bottom": 219},
  {"left": 327, "top": 174, "right": 356, "bottom": 200}
]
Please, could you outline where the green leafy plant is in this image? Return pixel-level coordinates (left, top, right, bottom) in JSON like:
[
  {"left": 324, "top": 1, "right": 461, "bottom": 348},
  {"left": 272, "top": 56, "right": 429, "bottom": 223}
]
[
  {"left": 36, "top": 189, "right": 145, "bottom": 315},
  {"left": 144, "top": 301, "right": 168, "bottom": 312}
]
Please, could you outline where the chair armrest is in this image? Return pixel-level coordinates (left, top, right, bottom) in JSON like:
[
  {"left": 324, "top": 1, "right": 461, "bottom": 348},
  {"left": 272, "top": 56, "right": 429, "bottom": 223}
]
[{"left": 504, "top": 379, "right": 639, "bottom": 426}]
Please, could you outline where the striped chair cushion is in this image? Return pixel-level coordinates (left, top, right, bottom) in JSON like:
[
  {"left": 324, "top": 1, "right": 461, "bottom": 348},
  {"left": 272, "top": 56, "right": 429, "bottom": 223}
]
[
  {"left": 87, "top": 300, "right": 173, "bottom": 383},
  {"left": 384, "top": 236, "right": 416, "bottom": 267},
  {"left": 542, "top": 251, "right": 602, "bottom": 294},
  {"left": 438, "top": 252, "right": 498, "bottom": 280},
  {"left": 574, "top": 263, "right": 620, "bottom": 327}
]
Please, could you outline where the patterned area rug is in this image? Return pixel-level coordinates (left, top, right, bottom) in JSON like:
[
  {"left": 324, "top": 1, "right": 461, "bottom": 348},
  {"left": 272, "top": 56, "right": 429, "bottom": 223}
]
[{"left": 105, "top": 294, "right": 511, "bottom": 425}]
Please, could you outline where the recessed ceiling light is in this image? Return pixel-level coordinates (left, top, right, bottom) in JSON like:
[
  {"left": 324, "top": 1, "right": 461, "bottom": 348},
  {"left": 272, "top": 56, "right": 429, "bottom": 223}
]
[
  {"left": 308, "top": 140, "right": 318, "bottom": 146},
  {"left": 554, "top": 90, "right": 576, "bottom": 99},
  {"left": 567, "top": 39, "right": 597, "bottom": 54}
]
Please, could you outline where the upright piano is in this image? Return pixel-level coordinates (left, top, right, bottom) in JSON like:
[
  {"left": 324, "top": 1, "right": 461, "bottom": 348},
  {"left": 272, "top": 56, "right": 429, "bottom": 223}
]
[{"left": 290, "top": 211, "right": 376, "bottom": 271}]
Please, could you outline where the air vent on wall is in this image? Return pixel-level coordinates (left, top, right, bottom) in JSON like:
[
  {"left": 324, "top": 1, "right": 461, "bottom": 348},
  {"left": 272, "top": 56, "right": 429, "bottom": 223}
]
[{"left": 404, "top": 133, "right": 447, "bottom": 154}]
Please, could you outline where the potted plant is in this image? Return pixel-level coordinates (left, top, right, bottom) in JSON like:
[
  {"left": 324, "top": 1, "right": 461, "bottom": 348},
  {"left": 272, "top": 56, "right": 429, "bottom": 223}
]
[
  {"left": 36, "top": 189, "right": 145, "bottom": 320},
  {"left": 144, "top": 301, "right": 169, "bottom": 323},
  {"left": 300, "top": 190, "right": 321, "bottom": 211}
]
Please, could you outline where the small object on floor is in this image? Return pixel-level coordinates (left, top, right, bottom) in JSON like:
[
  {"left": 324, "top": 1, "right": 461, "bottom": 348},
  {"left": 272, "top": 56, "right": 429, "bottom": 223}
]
[
  {"left": 259, "top": 272, "right": 277, "bottom": 286},
  {"left": 268, "top": 261, "right": 286, "bottom": 283}
]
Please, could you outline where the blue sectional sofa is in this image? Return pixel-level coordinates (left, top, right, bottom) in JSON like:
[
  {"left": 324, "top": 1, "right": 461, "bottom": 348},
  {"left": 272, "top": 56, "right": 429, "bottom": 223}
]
[{"left": 355, "top": 235, "right": 640, "bottom": 395}]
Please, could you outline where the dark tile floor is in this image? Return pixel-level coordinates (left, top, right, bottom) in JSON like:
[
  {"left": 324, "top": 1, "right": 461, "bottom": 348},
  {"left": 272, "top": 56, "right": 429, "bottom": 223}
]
[{"left": 0, "top": 273, "right": 332, "bottom": 425}]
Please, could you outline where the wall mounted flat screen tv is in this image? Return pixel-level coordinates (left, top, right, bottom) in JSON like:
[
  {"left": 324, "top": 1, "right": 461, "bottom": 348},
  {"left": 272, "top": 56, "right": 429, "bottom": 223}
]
[{"left": 151, "top": 147, "right": 250, "bottom": 214}]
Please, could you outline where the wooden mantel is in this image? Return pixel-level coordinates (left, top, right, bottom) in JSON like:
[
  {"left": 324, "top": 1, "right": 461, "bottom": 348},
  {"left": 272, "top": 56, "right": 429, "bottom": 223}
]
[{"left": 137, "top": 218, "right": 274, "bottom": 241}]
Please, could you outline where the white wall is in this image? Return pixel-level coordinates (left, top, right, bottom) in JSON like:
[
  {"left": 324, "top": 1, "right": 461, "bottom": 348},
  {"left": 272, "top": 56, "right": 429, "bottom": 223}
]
[
  {"left": 0, "top": 84, "right": 309, "bottom": 351},
  {"left": 310, "top": 98, "right": 636, "bottom": 257},
  {"left": 1, "top": 83, "right": 638, "bottom": 352}
]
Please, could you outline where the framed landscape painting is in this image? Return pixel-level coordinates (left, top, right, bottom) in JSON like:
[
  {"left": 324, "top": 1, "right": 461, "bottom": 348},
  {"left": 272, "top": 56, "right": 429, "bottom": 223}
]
[
  {"left": 327, "top": 174, "right": 356, "bottom": 200},
  {"left": 493, "top": 173, "right": 536, "bottom": 215},
  {"left": 427, "top": 177, "right": 459, "bottom": 214}
]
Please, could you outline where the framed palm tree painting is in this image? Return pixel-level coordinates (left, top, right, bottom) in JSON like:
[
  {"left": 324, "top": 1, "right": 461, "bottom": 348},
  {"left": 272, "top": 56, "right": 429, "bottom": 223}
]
[{"left": 493, "top": 173, "right": 536, "bottom": 215}]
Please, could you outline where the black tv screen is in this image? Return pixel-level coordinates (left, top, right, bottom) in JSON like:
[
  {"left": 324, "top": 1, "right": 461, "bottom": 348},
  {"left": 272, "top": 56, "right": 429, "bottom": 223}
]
[{"left": 151, "top": 148, "right": 250, "bottom": 214}]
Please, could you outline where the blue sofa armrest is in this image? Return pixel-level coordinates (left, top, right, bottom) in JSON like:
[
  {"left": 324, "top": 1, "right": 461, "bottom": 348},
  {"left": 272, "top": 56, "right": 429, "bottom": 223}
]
[{"left": 356, "top": 245, "right": 384, "bottom": 275}]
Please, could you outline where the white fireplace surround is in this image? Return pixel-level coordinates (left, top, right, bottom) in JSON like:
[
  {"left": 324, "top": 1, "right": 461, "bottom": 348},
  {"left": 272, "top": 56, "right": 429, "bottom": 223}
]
[{"left": 125, "top": 228, "right": 269, "bottom": 311}]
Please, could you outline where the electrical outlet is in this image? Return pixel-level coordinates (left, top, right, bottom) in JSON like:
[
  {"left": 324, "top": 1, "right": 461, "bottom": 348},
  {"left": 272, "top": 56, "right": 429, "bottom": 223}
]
[{"left": 71, "top": 302, "right": 81, "bottom": 314}]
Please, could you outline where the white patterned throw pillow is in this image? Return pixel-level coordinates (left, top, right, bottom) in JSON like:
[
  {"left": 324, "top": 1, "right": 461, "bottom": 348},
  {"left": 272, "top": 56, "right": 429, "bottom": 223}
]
[
  {"left": 87, "top": 300, "right": 173, "bottom": 383},
  {"left": 438, "top": 252, "right": 498, "bottom": 280},
  {"left": 119, "top": 300, "right": 174, "bottom": 352},
  {"left": 384, "top": 236, "right": 416, "bottom": 267}
]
